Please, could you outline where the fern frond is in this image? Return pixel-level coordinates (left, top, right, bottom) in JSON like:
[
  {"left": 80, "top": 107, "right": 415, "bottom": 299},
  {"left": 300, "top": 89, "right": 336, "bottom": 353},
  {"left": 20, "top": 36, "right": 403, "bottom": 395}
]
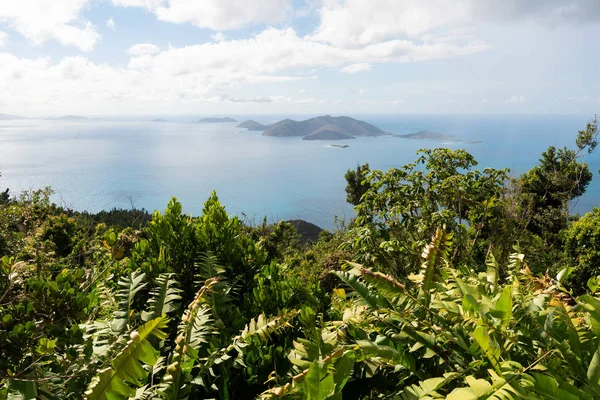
[
  {"left": 414, "top": 228, "right": 453, "bottom": 308},
  {"left": 112, "top": 271, "right": 147, "bottom": 333},
  {"left": 333, "top": 271, "right": 390, "bottom": 310},
  {"left": 142, "top": 273, "right": 182, "bottom": 322},
  {"left": 159, "top": 278, "right": 217, "bottom": 400},
  {"left": 195, "top": 252, "right": 236, "bottom": 317},
  {"left": 85, "top": 316, "right": 168, "bottom": 400}
]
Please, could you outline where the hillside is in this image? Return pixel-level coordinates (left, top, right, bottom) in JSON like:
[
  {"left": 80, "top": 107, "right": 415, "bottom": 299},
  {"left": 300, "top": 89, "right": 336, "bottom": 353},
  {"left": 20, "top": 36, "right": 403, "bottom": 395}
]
[
  {"left": 263, "top": 115, "right": 388, "bottom": 140},
  {"left": 237, "top": 119, "right": 270, "bottom": 130},
  {"left": 197, "top": 117, "right": 237, "bottom": 123},
  {"left": 302, "top": 124, "right": 356, "bottom": 140}
]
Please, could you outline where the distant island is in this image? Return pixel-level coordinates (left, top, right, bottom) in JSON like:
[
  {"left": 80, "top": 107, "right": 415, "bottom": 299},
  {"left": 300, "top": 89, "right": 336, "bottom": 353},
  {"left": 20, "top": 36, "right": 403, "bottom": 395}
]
[
  {"left": 48, "top": 115, "right": 89, "bottom": 121},
  {"left": 153, "top": 119, "right": 168, "bottom": 122},
  {"left": 196, "top": 117, "right": 237, "bottom": 123},
  {"left": 0, "top": 113, "right": 26, "bottom": 120},
  {"left": 236, "top": 120, "right": 270, "bottom": 130},
  {"left": 329, "top": 144, "right": 350, "bottom": 148},
  {"left": 394, "top": 130, "right": 482, "bottom": 144},
  {"left": 394, "top": 130, "right": 459, "bottom": 141},
  {"left": 238, "top": 115, "right": 388, "bottom": 141}
]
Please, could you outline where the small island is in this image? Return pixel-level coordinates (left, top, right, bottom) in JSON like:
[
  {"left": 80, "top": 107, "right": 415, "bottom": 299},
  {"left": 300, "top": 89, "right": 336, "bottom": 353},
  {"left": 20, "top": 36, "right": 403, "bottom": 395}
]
[
  {"left": 394, "top": 130, "right": 482, "bottom": 144},
  {"left": 196, "top": 117, "right": 237, "bottom": 123},
  {"left": 52, "top": 115, "right": 89, "bottom": 121},
  {"left": 329, "top": 144, "right": 350, "bottom": 149},
  {"left": 236, "top": 120, "right": 270, "bottom": 130},
  {"left": 153, "top": 119, "right": 168, "bottom": 122}
]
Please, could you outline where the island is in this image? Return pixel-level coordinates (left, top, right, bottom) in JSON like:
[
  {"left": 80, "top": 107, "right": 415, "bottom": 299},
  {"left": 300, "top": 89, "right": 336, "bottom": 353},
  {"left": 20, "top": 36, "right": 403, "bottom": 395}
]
[
  {"left": 261, "top": 115, "right": 388, "bottom": 140},
  {"left": 196, "top": 117, "right": 237, "bottom": 123},
  {"left": 329, "top": 144, "right": 350, "bottom": 148},
  {"left": 394, "top": 130, "right": 482, "bottom": 144},
  {"left": 52, "top": 115, "right": 89, "bottom": 121},
  {"left": 236, "top": 120, "right": 270, "bottom": 130},
  {"left": 0, "top": 113, "right": 26, "bottom": 120},
  {"left": 153, "top": 119, "right": 168, "bottom": 122}
]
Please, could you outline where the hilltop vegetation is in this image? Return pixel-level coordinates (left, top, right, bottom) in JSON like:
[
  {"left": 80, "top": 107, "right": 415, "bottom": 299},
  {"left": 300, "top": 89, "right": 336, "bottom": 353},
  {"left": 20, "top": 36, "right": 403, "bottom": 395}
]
[{"left": 1, "top": 116, "right": 600, "bottom": 399}]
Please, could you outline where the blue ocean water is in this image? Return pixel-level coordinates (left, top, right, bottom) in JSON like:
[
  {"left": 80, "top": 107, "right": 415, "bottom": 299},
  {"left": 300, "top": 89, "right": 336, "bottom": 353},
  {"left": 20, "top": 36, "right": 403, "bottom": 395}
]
[{"left": 1, "top": 114, "right": 598, "bottom": 230}]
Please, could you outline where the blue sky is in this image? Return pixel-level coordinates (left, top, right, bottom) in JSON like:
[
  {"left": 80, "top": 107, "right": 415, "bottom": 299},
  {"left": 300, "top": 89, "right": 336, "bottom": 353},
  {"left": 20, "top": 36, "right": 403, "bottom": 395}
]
[{"left": 0, "top": 0, "right": 599, "bottom": 116}]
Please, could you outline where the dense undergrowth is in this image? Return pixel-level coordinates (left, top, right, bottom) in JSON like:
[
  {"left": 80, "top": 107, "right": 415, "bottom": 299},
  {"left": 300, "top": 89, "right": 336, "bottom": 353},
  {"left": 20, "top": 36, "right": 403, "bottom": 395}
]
[{"left": 1, "top": 116, "right": 600, "bottom": 399}]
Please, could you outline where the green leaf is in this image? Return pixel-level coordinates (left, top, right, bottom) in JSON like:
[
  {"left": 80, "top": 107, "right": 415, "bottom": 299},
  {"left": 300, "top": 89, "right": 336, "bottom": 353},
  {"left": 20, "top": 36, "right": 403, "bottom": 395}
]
[
  {"left": 473, "top": 326, "right": 501, "bottom": 374},
  {"left": 588, "top": 346, "right": 600, "bottom": 385},
  {"left": 7, "top": 380, "right": 38, "bottom": 400},
  {"left": 491, "top": 286, "right": 512, "bottom": 328},
  {"left": 304, "top": 361, "right": 335, "bottom": 400}
]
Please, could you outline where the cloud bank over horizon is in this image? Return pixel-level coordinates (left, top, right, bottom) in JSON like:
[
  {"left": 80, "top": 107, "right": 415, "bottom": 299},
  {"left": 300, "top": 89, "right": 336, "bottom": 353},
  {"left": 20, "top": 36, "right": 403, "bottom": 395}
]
[{"left": 0, "top": 0, "right": 599, "bottom": 116}]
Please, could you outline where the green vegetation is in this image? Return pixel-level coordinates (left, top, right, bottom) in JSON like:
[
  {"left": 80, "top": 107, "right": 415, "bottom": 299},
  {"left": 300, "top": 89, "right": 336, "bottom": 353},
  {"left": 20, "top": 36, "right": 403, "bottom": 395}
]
[{"left": 1, "top": 116, "right": 600, "bottom": 399}]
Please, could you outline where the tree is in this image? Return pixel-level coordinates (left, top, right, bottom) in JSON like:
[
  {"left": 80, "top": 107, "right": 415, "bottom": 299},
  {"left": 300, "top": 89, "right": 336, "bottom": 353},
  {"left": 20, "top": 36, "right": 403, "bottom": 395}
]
[
  {"left": 343, "top": 148, "right": 508, "bottom": 276},
  {"left": 344, "top": 163, "right": 371, "bottom": 206},
  {"left": 563, "top": 207, "right": 600, "bottom": 294},
  {"left": 519, "top": 115, "right": 598, "bottom": 238}
]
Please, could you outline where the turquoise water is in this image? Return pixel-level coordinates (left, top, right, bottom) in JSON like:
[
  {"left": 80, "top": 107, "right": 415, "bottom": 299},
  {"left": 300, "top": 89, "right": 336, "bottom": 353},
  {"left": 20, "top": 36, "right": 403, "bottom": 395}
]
[{"left": 1, "top": 115, "right": 598, "bottom": 229}]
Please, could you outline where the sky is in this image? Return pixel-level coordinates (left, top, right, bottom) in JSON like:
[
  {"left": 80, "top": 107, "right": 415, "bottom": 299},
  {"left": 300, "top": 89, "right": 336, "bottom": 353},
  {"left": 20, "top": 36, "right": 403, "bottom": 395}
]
[{"left": 0, "top": 0, "right": 599, "bottom": 117}]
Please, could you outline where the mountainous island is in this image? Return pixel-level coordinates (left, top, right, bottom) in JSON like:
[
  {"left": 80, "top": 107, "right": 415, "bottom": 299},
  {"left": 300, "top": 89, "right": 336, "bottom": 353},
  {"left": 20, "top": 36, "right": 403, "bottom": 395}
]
[
  {"left": 0, "top": 113, "right": 26, "bottom": 120},
  {"left": 394, "top": 130, "right": 483, "bottom": 144},
  {"left": 236, "top": 115, "right": 387, "bottom": 141},
  {"left": 196, "top": 117, "right": 237, "bottom": 123},
  {"left": 236, "top": 120, "right": 270, "bottom": 130}
]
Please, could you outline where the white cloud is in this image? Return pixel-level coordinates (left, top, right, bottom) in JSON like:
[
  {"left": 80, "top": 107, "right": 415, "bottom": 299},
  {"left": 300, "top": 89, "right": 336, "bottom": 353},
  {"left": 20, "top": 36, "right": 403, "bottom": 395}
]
[
  {"left": 111, "top": 0, "right": 164, "bottom": 8},
  {"left": 106, "top": 17, "right": 116, "bottom": 31},
  {"left": 341, "top": 63, "right": 371, "bottom": 73},
  {"left": 0, "top": 26, "right": 489, "bottom": 114},
  {"left": 112, "top": 0, "right": 293, "bottom": 30},
  {"left": 0, "top": 31, "right": 7, "bottom": 47},
  {"left": 310, "top": 0, "right": 600, "bottom": 47},
  {"left": 504, "top": 95, "right": 526, "bottom": 104},
  {"left": 0, "top": 0, "right": 100, "bottom": 51},
  {"left": 352, "top": 88, "right": 365, "bottom": 95},
  {"left": 210, "top": 32, "right": 226, "bottom": 42},
  {"left": 127, "top": 43, "right": 161, "bottom": 56}
]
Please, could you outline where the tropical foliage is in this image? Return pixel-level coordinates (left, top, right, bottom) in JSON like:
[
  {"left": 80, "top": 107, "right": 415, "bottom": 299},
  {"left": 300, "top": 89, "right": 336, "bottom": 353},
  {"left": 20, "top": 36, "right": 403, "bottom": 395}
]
[{"left": 1, "top": 116, "right": 600, "bottom": 399}]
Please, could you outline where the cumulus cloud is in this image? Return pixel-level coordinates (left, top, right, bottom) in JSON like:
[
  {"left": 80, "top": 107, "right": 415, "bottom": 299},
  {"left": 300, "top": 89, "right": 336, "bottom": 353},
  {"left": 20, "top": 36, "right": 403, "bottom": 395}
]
[
  {"left": 106, "top": 17, "right": 116, "bottom": 31},
  {"left": 0, "top": 31, "right": 7, "bottom": 47},
  {"left": 0, "top": 0, "right": 100, "bottom": 51},
  {"left": 504, "top": 95, "right": 526, "bottom": 104},
  {"left": 127, "top": 43, "right": 161, "bottom": 56},
  {"left": 0, "top": 25, "right": 490, "bottom": 114},
  {"left": 210, "top": 32, "right": 226, "bottom": 42},
  {"left": 310, "top": 0, "right": 600, "bottom": 47},
  {"left": 112, "top": 0, "right": 293, "bottom": 30},
  {"left": 341, "top": 63, "right": 371, "bottom": 73}
]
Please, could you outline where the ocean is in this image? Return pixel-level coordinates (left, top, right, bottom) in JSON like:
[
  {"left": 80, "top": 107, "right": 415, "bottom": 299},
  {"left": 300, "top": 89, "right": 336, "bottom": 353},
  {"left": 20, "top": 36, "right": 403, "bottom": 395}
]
[{"left": 1, "top": 114, "right": 598, "bottom": 230}]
